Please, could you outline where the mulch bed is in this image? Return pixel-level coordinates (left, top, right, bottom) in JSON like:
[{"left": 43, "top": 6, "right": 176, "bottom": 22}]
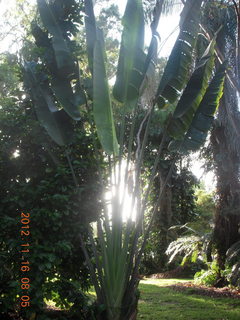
[
  {"left": 170, "top": 282, "right": 240, "bottom": 299},
  {"left": 146, "top": 265, "right": 195, "bottom": 279}
]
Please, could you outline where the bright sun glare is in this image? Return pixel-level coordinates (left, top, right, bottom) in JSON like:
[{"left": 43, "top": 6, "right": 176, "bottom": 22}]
[{"left": 105, "top": 160, "right": 137, "bottom": 221}]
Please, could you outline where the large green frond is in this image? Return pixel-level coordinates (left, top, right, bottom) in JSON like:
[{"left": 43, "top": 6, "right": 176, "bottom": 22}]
[
  {"left": 84, "top": 0, "right": 97, "bottom": 75},
  {"left": 113, "top": 0, "right": 145, "bottom": 108},
  {"left": 167, "top": 39, "right": 216, "bottom": 139},
  {"left": 50, "top": 73, "right": 85, "bottom": 121},
  {"left": 156, "top": 0, "right": 203, "bottom": 109},
  {"left": 37, "top": 0, "right": 84, "bottom": 120},
  {"left": 93, "top": 37, "right": 119, "bottom": 156},
  {"left": 23, "top": 62, "right": 74, "bottom": 146},
  {"left": 169, "top": 62, "right": 226, "bottom": 152},
  {"left": 37, "top": 0, "right": 75, "bottom": 76}
]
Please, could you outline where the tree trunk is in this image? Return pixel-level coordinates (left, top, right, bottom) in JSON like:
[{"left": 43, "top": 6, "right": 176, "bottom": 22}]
[
  {"left": 153, "top": 163, "right": 173, "bottom": 270},
  {"left": 120, "top": 282, "right": 140, "bottom": 320},
  {"left": 211, "top": 125, "right": 240, "bottom": 270}
]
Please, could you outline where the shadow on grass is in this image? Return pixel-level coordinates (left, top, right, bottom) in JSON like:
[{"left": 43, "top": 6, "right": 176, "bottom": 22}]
[{"left": 138, "top": 280, "right": 240, "bottom": 320}]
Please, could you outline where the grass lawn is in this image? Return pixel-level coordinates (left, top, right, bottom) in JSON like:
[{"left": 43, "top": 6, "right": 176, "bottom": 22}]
[{"left": 138, "top": 279, "right": 240, "bottom": 320}]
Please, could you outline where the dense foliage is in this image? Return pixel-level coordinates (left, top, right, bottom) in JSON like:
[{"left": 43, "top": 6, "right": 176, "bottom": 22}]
[
  {"left": 141, "top": 164, "right": 199, "bottom": 273},
  {"left": 0, "top": 50, "right": 100, "bottom": 319}
]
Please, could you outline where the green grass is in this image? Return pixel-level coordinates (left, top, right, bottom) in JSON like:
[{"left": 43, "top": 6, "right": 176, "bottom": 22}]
[{"left": 138, "top": 279, "right": 240, "bottom": 320}]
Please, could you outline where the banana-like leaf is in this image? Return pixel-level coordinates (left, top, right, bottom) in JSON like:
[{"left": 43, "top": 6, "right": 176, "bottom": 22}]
[
  {"left": 169, "top": 62, "right": 226, "bottom": 152},
  {"left": 84, "top": 0, "right": 97, "bottom": 75},
  {"left": 51, "top": 74, "right": 85, "bottom": 121},
  {"left": 23, "top": 62, "right": 73, "bottom": 146},
  {"left": 167, "top": 39, "right": 216, "bottom": 139},
  {"left": 37, "top": 0, "right": 85, "bottom": 121},
  {"left": 37, "top": 0, "right": 75, "bottom": 76},
  {"left": 112, "top": 0, "right": 145, "bottom": 107},
  {"left": 84, "top": 0, "right": 118, "bottom": 155},
  {"left": 93, "top": 39, "right": 119, "bottom": 156},
  {"left": 144, "top": 0, "right": 162, "bottom": 71},
  {"left": 156, "top": 0, "right": 203, "bottom": 109}
]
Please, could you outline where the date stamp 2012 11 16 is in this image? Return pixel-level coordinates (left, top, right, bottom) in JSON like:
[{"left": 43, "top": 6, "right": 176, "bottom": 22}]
[{"left": 20, "top": 212, "right": 31, "bottom": 308}]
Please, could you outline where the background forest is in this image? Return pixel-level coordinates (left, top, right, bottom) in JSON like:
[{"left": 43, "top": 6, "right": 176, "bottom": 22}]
[{"left": 0, "top": 0, "right": 240, "bottom": 320}]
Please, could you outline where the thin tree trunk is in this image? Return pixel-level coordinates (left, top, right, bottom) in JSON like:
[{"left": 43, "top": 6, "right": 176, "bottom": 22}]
[{"left": 153, "top": 163, "right": 173, "bottom": 271}]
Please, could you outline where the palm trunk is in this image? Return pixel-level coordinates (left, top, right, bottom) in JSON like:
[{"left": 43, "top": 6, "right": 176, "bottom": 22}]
[
  {"left": 211, "top": 124, "right": 240, "bottom": 270},
  {"left": 209, "top": 1, "right": 240, "bottom": 273}
]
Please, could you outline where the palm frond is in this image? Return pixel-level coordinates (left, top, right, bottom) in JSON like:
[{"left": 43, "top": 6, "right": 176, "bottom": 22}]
[
  {"left": 166, "top": 235, "right": 201, "bottom": 264},
  {"left": 166, "top": 231, "right": 212, "bottom": 265},
  {"left": 226, "top": 240, "right": 240, "bottom": 287}
]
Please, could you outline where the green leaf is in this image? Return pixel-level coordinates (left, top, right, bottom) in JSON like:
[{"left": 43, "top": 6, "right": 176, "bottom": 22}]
[
  {"left": 167, "top": 39, "right": 216, "bottom": 139},
  {"left": 84, "top": 0, "right": 97, "bottom": 74},
  {"left": 37, "top": 0, "right": 75, "bottom": 76},
  {"left": 23, "top": 62, "right": 74, "bottom": 146},
  {"left": 93, "top": 39, "right": 119, "bottom": 155},
  {"left": 169, "top": 62, "right": 226, "bottom": 152},
  {"left": 156, "top": 0, "right": 203, "bottom": 109},
  {"left": 51, "top": 74, "right": 85, "bottom": 121},
  {"left": 113, "top": 0, "right": 145, "bottom": 107},
  {"left": 37, "top": 0, "right": 84, "bottom": 120}
]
